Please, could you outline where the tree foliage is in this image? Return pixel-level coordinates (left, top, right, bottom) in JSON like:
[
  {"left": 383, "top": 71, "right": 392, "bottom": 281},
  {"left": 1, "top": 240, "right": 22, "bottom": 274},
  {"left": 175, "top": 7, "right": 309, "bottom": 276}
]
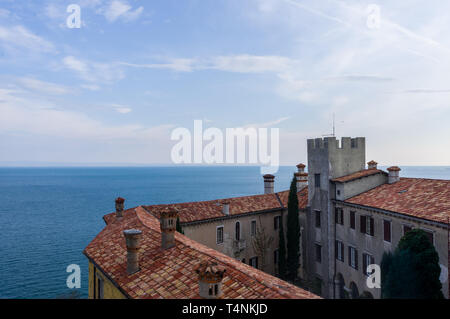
[
  {"left": 381, "top": 229, "right": 443, "bottom": 299},
  {"left": 286, "top": 175, "right": 300, "bottom": 281},
  {"left": 251, "top": 217, "right": 274, "bottom": 273}
]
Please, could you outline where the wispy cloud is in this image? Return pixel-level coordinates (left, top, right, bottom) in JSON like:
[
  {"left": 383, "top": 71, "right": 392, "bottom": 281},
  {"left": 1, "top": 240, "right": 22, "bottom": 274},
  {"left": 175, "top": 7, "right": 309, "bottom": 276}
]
[
  {"left": 98, "top": 0, "right": 144, "bottom": 22},
  {"left": 62, "top": 56, "right": 125, "bottom": 84},
  {"left": 0, "top": 25, "right": 54, "bottom": 53},
  {"left": 17, "top": 77, "right": 72, "bottom": 95}
]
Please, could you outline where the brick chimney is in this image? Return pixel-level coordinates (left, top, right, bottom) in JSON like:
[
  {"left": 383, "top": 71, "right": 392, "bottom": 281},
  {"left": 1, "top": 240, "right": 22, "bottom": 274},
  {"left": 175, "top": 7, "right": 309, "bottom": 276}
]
[
  {"left": 194, "top": 260, "right": 226, "bottom": 299},
  {"left": 221, "top": 201, "right": 230, "bottom": 216},
  {"left": 367, "top": 160, "right": 378, "bottom": 170},
  {"left": 263, "top": 174, "right": 275, "bottom": 194},
  {"left": 123, "top": 229, "right": 142, "bottom": 275},
  {"left": 160, "top": 208, "right": 178, "bottom": 249},
  {"left": 387, "top": 166, "right": 401, "bottom": 184},
  {"left": 115, "top": 197, "right": 125, "bottom": 218},
  {"left": 295, "top": 163, "right": 308, "bottom": 190}
]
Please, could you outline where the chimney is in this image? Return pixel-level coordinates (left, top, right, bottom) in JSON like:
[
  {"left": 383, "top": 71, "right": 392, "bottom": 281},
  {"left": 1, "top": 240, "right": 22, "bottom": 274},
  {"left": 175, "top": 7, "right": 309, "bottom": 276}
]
[
  {"left": 160, "top": 208, "right": 178, "bottom": 249},
  {"left": 387, "top": 166, "right": 401, "bottom": 184},
  {"left": 295, "top": 163, "right": 308, "bottom": 190},
  {"left": 367, "top": 160, "right": 378, "bottom": 170},
  {"left": 221, "top": 201, "right": 230, "bottom": 216},
  {"left": 123, "top": 229, "right": 142, "bottom": 275},
  {"left": 115, "top": 197, "right": 125, "bottom": 218},
  {"left": 194, "top": 260, "right": 226, "bottom": 299},
  {"left": 263, "top": 174, "right": 275, "bottom": 194}
]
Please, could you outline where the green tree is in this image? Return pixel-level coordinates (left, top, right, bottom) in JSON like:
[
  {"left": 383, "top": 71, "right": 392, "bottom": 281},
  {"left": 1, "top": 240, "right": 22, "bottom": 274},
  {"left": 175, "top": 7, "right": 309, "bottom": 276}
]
[
  {"left": 278, "top": 218, "right": 287, "bottom": 280},
  {"left": 286, "top": 175, "right": 300, "bottom": 282},
  {"left": 176, "top": 216, "right": 184, "bottom": 234},
  {"left": 381, "top": 229, "right": 443, "bottom": 299}
]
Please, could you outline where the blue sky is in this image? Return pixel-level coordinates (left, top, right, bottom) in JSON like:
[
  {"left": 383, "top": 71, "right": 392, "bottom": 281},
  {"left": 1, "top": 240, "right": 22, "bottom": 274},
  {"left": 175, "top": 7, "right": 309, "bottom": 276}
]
[{"left": 0, "top": 0, "right": 449, "bottom": 166}]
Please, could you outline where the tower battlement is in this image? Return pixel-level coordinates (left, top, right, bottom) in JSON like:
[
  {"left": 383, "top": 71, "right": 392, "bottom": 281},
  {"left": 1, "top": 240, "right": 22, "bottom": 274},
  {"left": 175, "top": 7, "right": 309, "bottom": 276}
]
[{"left": 307, "top": 137, "right": 365, "bottom": 151}]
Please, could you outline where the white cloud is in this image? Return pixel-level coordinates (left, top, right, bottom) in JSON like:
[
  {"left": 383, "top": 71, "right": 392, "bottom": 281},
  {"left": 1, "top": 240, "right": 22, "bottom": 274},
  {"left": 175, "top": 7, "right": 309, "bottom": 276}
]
[
  {"left": 99, "top": 0, "right": 144, "bottom": 22},
  {"left": 110, "top": 104, "right": 132, "bottom": 114},
  {"left": 0, "top": 25, "right": 54, "bottom": 53},
  {"left": 63, "top": 56, "right": 125, "bottom": 84},
  {"left": 17, "top": 77, "right": 72, "bottom": 95}
]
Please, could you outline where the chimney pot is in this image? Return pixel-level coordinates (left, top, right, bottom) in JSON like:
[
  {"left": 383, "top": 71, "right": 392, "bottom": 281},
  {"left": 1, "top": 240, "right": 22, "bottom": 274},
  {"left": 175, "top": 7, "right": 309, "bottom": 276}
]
[
  {"left": 123, "top": 229, "right": 142, "bottom": 275},
  {"left": 263, "top": 174, "right": 275, "bottom": 194},
  {"left": 296, "top": 163, "right": 306, "bottom": 173},
  {"left": 160, "top": 208, "right": 178, "bottom": 249},
  {"left": 367, "top": 160, "right": 378, "bottom": 170},
  {"left": 387, "top": 166, "right": 401, "bottom": 184},
  {"left": 194, "top": 260, "right": 226, "bottom": 299},
  {"left": 295, "top": 172, "right": 308, "bottom": 190},
  {"left": 221, "top": 201, "right": 230, "bottom": 216},
  {"left": 115, "top": 197, "right": 125, "bottom": 218}
]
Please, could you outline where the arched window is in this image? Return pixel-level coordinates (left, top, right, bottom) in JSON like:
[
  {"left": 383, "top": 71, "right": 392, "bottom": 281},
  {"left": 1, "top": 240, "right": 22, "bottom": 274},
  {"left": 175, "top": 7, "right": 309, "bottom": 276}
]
[
  {"left": 235, "top": 221, "right": 240, "bottom": 241},
  {"left": 350, "top": 282, "right": 359, "bottom": 299}
]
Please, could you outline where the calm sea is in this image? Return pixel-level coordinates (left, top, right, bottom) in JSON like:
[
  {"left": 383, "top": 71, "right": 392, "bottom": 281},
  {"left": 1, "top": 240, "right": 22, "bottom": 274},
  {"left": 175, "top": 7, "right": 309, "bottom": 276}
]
[{"left": 0, "top": 166, "right": 449, "bottom": 299}]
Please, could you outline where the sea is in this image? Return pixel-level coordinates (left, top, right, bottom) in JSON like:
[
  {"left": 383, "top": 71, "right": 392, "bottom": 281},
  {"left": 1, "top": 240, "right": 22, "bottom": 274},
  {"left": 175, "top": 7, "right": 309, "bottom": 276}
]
[{"left": 0, "top": 166, "right": 449, "bottom": 299}]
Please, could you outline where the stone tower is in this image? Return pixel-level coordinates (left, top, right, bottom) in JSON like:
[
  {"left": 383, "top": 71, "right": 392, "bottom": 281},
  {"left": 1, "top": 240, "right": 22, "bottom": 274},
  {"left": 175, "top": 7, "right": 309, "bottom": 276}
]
[{"left": 305, "top": 137, "right": 365, "bottom": 298}]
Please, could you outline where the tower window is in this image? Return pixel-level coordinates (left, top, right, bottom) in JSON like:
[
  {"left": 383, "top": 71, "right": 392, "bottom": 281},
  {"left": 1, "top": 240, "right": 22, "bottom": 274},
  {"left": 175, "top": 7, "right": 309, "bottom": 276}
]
[
  {"left": 315, "top": 210, "right": 321, "bottom": 228},
  {"left": 314, "top": 174, "right": 321, "bottom": 188}
]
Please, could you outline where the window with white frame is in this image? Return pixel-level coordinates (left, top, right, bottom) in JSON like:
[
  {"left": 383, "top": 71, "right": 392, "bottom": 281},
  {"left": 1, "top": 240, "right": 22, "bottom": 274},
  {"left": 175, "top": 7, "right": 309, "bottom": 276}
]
[
  {"left": 335, "top": 240, "right": 344, "bottom": 262},
  {"left": 362, "top": 253, "right": 375, "bottom": 276},
  {"left": 348, "top": 246, "right": 358, "bottom": 270},
  {"left": 216, "top": 226, "right": 224, "bottom": 244}
]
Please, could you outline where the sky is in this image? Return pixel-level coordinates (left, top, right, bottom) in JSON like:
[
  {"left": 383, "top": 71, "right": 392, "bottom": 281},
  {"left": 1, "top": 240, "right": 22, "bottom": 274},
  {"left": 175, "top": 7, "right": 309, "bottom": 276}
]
[{"left": 0, "top": 0, "right": 449, "bottom": 166}]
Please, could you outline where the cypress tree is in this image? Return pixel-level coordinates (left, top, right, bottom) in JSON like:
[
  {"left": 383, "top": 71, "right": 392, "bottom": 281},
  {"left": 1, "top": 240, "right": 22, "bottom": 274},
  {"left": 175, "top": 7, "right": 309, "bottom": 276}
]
[
  {"left": 381, "top": 229, "right": 443, "bottom": 299},
  {"left": 286, "top": 175, "right": 300, "bottom": 282},
  {"left": 278, "top": 219, "right": 287, "bottom": 280}
]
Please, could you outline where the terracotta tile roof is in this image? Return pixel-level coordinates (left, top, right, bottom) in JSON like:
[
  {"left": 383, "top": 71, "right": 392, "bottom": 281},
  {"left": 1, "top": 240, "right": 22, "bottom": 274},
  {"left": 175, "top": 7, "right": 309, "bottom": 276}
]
[
  {"left": 331, "top": 169, "right": 386, "bottom": 183},
  {"left": 143, "top": 190, "right": 309, "bottom": 224},
  {"left": 84, "top": 206, "right": 319, "bottom": 299},
  {"left": 277, "top": 188, "right": 309, "bottom": 210},
  {"left": 345, "top": 178, "right": 450, "bottom": 224}
]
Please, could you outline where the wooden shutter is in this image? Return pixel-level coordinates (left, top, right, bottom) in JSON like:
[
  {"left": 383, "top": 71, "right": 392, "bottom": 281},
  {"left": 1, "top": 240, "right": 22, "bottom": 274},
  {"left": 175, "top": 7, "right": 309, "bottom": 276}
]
[
  {"left": 360, "top": 216, "right": 366, "bottom": 233},
  {"left": 362, "top": 254, "right": 367, "bottom": 275},
  {"left": 348, "top": 247, "right": 351, "bottom": 266},
  {"left": 384, "top": 220, "right": 391, "bottom": 242},
  {"left": 355, "top": 249, "right": 358, "bottom": 270},
  {"left": 370, "top": 218, "right": 374, "bottom": 236},
  {"left": 340, "top": 210, "right": 344, "bottom": 225}
]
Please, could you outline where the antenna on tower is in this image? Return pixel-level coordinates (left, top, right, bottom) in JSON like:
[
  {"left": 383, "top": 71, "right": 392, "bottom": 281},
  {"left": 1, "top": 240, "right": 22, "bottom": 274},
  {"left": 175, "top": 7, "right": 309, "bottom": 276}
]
[{"left": 322, "top": 113, "right": 336, "bottom": 137}]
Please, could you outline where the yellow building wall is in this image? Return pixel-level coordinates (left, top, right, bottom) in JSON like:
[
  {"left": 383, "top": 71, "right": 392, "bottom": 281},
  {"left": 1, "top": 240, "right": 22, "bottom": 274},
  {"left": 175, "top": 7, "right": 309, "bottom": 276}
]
[{"left": 88, "top": 261, "right": 127, "bottom": 299}]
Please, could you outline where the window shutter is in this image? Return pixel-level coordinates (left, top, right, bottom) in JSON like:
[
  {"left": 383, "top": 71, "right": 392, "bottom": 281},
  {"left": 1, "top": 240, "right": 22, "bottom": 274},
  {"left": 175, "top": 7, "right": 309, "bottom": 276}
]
[
  {"left": 355, "top": 250, "right": 359, "bottom": 270},
  {"left": 383, "top": 220, "right": 390, "bottom": 242},
  {"left": 340, "top": 210, "right": 344, "bottom": 225},
  {"left": 335, "top": 241, "right": 338, "bottom": 259},
  {"left": 341, "top": 243, "right": 344, "bottom": 261},
  {"left": 363, "top": 254, "right": 367, "bottom": 275},
  {"left": 360, "top": 216, "right": 366, "bottom": 233},
  {"left": 350, "top": 211, "right": 355, "bottom": 229},
  {"left": 348, "top": 247, "right": 351, "bottom": 266},
  {"left": 370, "top": 218, "right": 374, "bottom": 236}
]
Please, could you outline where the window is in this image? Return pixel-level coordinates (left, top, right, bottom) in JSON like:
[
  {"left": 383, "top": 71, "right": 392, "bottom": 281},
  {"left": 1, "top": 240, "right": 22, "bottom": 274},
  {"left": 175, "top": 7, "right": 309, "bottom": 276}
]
[
  {"left": 315, "top": 244, "right": 322, "bottom": 263},
  {"left": 274, "top": 216, "right": 281, "bottom": 230},
  {"left": 96, "top": 276, "right": 104, "bottom": 299},
  {"left": 216, "top": 226, "right": 224, "bottom": 244},
  {"left": 315, "top": 210, "right": 321, "bottom": 228},
  {"left": 362, "top": 253, "right": 375, "bottom": 276},
  {"left": 313, "top": 277, "right": 322, "bottom": 296},
  {"left": 348, "top": 246, "right": 358, "bottom": 269},
  {"left": 335, "top": 240, "right": 344, "bottom": 262},
  {"left": 274, "top": 249, "right": 279, "bottom": 265},
  {"left": 350, "top": 211, "right": 356, "bottom": 229},
  {"left": 314, "top": 174, "right": 321, "bottom": 188},
  {"left": 251, "top": 220, "right": 257, "bottom": 236},
  {"left": 249, "top": 257, "right": 258, "bottom": 269},
  {"left": 235, "top": 222, "right": 241, "bottom": 241},
  {"left": 242, "top": 258, "right": 246, "bottom": 264},
  {"left": 383, "top": 220, "right": 391, "bottom": 242},
  {"left": 336, "top": 189, "right": 341, "bottom": 197},
  {"left": 335, "top": 208, "right": 344, "bottom": 225},
  {"left": 360, "top": 216, "right": 374, "bottom": 236},
  {"left": 209, "top": 284, "right": 219, "bottom": 296},
  {"left": 403, "top": 225, "right": 412, "bottom": 235}
]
